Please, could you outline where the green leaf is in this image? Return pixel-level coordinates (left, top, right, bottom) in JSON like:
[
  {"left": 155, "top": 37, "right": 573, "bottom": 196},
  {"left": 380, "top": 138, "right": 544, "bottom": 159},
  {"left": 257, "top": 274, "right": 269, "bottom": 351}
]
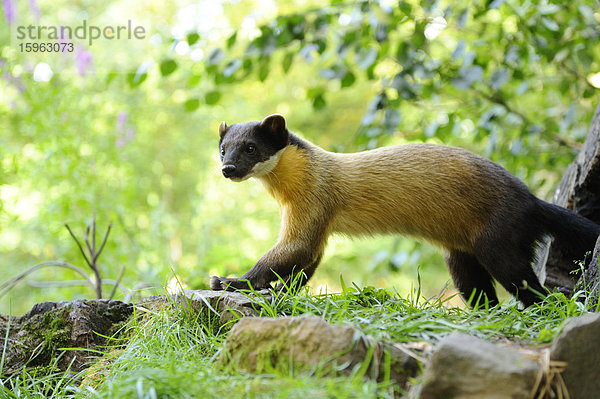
[
  {"left": 187, "top": 33, "right": 200, "bottom": 46},
  {"left": 579, "top": 4, "right": 595, "bottom": 22},
  {"left": 106, "top": 71, "right": 118, "bottom": 85},
  {"left": 312, "top": 93, "right": 326, "bottom": 109},
  {"left": 375, "top": 23, "right": 388, "bottom": 42},
  {"left": 383, "top": 109, "right": 401, "bottom": 132},
  {"left": 341, "top": 71, "right": 356, "bottom": 88},
  {"left": 457, "top": 8, "right": 468, "bottom": 28},
  {"left": 184, "top": 98, "right": 200, "bottom": 112},
  {"left": 356, "top": 47, "right": 379, "bottom": 70},
  {"left": 258, "top": 61, "right": 270, "bottom": 81},
  {"left": 452, "top": 40, "right": 466, "bottom": 61},
  {"left": 207, "top": 49, "right": 224, "bottom": 65},
  {"left": 223, "top": 59, "right": 242, "bottom": 77},
  {"left": 282, "top": 52, "right": 294, "bottom": 74},
  {"left": 490, "top": 68, "right": 509, "bottom": 91},
  {"left": 488, "top": 0, "right": 505, "bottom": 9},
  {"left": 452, "top": 65, "right": 483, "bottom": 90},
  {"left": 226, "top": 32, "right": 237, "bottom": 49},
  {"left": 306, "top": 86, "right": 325, "bottom": 100},
  {"left": 537, "top": 4, "right": 560, "bottom": 15},
  {"left": 160, "top": 59, "right": 177, "bottom": 76},
  {"left": 541, "top": 17, "right": 559, "bottom": 32},
  {"left": 205, "top": 90, "right": 221, "bottom": 105},
  {"left": 398, "top": 1, "right": 412, "bottom": 15},
  {"left": 127, "top": 63, "right": 151, "bottom": 87},
  {"left": 188, "top": 74, "right": 202, "bottom": 87},
  {"left": 553, "top": 48, "right": 569, "bottom": 63}
]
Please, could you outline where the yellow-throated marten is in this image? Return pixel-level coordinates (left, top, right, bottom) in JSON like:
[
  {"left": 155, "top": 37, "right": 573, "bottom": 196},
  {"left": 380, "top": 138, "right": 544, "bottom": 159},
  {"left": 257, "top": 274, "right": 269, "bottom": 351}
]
[{"left": 210, "top": 114, "right": 600, "bottom": 307}]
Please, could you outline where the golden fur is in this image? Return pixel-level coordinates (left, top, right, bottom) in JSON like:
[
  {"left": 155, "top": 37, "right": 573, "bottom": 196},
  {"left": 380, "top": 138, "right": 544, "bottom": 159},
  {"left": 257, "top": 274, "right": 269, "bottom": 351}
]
[{"left": 260, "top": 140, "right": 512, "bottom": 254}]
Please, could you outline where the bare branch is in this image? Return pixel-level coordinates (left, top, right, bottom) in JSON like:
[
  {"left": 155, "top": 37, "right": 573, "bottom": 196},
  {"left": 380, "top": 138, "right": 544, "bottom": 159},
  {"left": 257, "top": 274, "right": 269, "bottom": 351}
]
[
  {"left": 65, "top": 224, "right": 93, "bottom": 268},
  {"left": 85, "top": 224, "right": 93, "bottom": 258},
  {"left": 92, "top": 209, "right": 97, "bottom": 255},
  {"left": 93, "top": 222, "right": 113, "bottom": 264}
]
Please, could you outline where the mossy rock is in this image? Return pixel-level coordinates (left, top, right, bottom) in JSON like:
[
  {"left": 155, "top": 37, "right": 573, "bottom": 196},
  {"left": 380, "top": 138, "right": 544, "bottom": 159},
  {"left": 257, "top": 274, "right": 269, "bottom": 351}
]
[
  {"left": 0, "top": 299, "right": 133, "bottom": 376},
  {"left": 217, "top": 315, "right": 419, "bottom": 388}
]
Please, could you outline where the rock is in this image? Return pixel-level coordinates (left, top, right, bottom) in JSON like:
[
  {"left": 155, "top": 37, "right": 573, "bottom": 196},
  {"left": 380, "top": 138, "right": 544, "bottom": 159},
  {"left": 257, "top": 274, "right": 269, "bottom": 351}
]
[
  {"left": 179, "top": 289, "right": 272, "bottom": 324},
  {"left": 535, "top": 101, "right": 600, "bottom": 291},
  {"left": 0, "top": 299, "right": 133, "bottom": 375},
  {"left": 551, "top": 313, "right": 600, "bottom": 399},
  {"left": 217, "top": 315, "right": 419, "bottom": 388},
  {"left": 414, "top": 332, "right": 541, "bottom": 399}
]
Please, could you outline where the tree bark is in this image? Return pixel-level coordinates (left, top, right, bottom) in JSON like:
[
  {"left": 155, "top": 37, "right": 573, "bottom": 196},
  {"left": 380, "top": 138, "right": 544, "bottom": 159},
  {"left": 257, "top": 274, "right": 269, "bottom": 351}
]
[{"left": 535, "top": 102, "right": 600, "bottom": 292}]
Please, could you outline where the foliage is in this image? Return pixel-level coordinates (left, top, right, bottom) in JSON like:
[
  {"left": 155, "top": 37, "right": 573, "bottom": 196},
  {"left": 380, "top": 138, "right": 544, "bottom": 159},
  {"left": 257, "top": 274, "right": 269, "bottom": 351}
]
[
  {"left": 1, "top": 0, "right": 599, "bottom": 312},
  {"left": 145, "top": 0, "right": 600, "bottom": 173}
]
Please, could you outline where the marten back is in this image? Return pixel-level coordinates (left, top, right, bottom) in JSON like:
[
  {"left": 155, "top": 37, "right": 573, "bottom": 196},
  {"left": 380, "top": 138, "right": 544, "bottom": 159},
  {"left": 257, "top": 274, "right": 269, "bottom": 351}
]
[{"left": 293, "top": 142, "right": 535, "bottom": 252}]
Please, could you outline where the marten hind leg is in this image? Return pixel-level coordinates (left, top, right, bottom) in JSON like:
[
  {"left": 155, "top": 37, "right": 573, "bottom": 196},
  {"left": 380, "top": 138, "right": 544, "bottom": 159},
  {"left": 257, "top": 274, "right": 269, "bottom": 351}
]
[
  {"left": 474, "top": 234, "right": 546, "bottom": 307},
  {"left": 445, "top": 250, "right": 499, "bottom": 307}
]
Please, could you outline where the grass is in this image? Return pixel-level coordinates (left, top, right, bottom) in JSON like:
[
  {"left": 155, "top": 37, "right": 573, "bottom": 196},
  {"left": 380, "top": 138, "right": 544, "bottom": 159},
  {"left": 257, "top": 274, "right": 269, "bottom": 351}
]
[{"left": 0, "top": 278, "right": 596, "bottom": 399}]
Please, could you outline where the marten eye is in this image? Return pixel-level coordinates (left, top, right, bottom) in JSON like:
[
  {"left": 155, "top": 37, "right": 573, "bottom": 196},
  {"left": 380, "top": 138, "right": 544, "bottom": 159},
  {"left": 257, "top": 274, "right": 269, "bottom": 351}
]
[
  {"left": 220, "top": 148, "right": 225, "bottom": 157},
  {"left": 245, "top": 145, "right": 256, "bottom": 154}
]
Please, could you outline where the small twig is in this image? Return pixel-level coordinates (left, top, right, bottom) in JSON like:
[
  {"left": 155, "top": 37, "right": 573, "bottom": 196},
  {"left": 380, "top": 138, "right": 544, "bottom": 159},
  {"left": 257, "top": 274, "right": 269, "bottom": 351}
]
[
  {"left": 0, "top": 261, "right": 95, "bottom": 299},
  {"left": 85, "top": 224, "right": 93, "bottom": 258},
  {"left": 109, "top": 265, "right": 126, "bottom": 300},
  {"left": 27, "top": 278, "right": 128, "bottom": 292},
  {"left": 27, "top": 280, "right": 97, "bottom": 288},
  {"left": 94, "top": 222, "right": 113, "bottom": 264},
  {"left": 90, "top": 221, "right": 112, "bottom": 299},
  {"left": 92, "top": 209, "right": 97, "bottom": 255},
  {"left": 65, "top": 224, "right": 93, "bottom": 268}
]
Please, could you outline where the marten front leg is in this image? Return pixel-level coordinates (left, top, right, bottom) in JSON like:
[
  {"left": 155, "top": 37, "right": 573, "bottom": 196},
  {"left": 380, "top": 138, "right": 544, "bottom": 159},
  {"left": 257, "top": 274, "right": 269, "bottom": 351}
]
[
  {"left": 209, "top": 239, "right": 326, "bottom": 291},
  {"left": 210, "top": 209, "right": 329, "bottom": 291}
]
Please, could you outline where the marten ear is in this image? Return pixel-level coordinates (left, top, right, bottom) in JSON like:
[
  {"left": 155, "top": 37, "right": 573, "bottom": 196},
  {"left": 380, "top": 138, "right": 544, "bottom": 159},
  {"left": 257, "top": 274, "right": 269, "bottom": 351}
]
[
  {"left": 219, "top": 121, "right": 228, "bottom": 138},
  {"left": 260, "top": 114, "right": 286, "bottom": 135}
]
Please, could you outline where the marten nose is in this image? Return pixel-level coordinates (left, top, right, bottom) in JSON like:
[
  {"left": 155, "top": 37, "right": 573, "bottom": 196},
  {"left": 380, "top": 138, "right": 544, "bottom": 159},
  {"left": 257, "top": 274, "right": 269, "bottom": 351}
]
[{"left": 222, "top": 164, "right": 236, "bottom": 178}]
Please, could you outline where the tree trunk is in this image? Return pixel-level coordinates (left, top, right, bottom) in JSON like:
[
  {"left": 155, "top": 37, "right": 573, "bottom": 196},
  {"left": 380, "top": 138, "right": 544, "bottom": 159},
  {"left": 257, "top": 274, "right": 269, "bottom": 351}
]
[{"left": 534, "top": 101, "right": 600, "bottom": 293}]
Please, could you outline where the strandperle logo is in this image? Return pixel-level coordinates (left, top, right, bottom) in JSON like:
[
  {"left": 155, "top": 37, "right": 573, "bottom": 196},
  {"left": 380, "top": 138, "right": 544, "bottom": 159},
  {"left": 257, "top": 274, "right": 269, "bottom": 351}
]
[
  {"left": 15, "top": 20, "right": 146, "bottom": 46},
  {"left": 10, "top": 16, "right": 152, "bottom": 76}
]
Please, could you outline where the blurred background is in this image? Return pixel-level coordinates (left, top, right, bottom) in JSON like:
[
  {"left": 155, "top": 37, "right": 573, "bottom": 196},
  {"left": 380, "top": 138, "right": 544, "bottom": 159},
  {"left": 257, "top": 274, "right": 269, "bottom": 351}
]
[{"left": 1, "top": 0, "right": 599, "bottom": 315}]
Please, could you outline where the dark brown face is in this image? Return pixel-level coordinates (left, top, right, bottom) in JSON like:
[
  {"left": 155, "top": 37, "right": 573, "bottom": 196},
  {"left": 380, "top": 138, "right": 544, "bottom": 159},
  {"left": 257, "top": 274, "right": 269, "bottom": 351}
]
[{"left": 218, "top": 115, "right": 289, "bottom": 181}]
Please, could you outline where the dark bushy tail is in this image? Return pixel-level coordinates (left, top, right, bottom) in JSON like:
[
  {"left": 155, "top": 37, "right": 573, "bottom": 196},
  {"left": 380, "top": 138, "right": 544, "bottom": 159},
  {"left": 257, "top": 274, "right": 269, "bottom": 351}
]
[{"left": 537, "top": 200, "right": 600, "bottom": 261}]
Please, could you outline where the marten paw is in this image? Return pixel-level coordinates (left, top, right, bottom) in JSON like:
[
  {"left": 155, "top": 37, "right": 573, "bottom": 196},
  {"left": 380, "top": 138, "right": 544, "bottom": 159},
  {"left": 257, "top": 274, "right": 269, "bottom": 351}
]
[{"left": 210, "top": 276, "right": 254, "bottom": 291}]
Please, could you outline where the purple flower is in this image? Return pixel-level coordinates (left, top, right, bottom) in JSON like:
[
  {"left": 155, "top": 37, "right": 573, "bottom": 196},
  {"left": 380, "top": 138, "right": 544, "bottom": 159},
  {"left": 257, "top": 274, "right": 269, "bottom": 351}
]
[
  {"left": 2, "top": 0, "right": 15, "bottom": 24},
  {"left": 117, "top": 111, "right": 128, "bottom": 131},
  {"left": 115, "top": 112, "right": 135, "bottom": 148},
  {"left": 28, "top": 0, "right": 40, "bottom": 21},
  {"left": 75, "top": 46, "right": 93, "bottom": 76},
  {"left": 1, "top": 58, "right": 25, "bottom": 93}
]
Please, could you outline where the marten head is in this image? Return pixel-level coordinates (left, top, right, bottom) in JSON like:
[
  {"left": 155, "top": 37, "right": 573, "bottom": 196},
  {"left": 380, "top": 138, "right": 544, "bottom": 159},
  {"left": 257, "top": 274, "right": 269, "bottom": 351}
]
[{"left": 218, "top": 114, "right": 289, "bottom": 181}]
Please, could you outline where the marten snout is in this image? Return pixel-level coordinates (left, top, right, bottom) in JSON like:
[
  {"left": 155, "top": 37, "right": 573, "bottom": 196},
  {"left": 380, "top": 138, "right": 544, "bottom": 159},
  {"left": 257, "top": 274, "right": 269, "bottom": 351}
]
[{"left": 222, "top": 164, "right": 237, "bottom": 178}]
